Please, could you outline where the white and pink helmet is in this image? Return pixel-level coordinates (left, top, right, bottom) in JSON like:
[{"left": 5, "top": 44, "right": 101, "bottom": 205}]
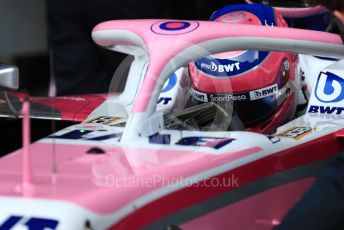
[{"left": 189, "top": 4, "right": 299, "bottom": 134}]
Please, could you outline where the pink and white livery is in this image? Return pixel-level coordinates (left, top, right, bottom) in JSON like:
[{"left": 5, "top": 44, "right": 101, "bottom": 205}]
[{"left": 0, "top": 4, "right": 343, "bottom": 230}]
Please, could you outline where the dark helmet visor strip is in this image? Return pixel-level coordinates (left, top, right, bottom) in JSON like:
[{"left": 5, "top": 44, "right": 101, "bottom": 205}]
[{"left": 191, "top": 82, "right": 291, "bottom": 124}]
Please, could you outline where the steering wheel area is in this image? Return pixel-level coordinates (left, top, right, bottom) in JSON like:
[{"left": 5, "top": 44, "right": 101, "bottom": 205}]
[{"left": 164, "top": 101, "right": 245, "bottom": 132}]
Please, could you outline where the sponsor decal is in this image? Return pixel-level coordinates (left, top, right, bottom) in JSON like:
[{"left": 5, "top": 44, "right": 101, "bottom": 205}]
[
  {"left": 194, "top": 50, "right": 269, "bottom": 77},
  {"left": 161, "top": 73, "right": 177, "bottom": 93},
  {"left": 192, "top": 85, "right": 277, "bottom": 103},
  {"left": 308, "top": 105, "right": 344, "bottom": 115},
  {"left": 192, "top": 89, "right": 208, "bottom": 102},
  {"left": 314, "top": 72, "right": 344, "bottom": 103},
  {"left": 84, "top": 116, "right": 125, "bottom": 126},
  {"left": 266, "top": 135, "right": 280, "bottom": 143},
  {"left": 87, "top": 133, "right": 122, "bottom": 141},
  {"left": 209, "top": 94, "right": 247, "bottom": 102},
  {"left": 277, "top": 127, "right": 313, "bottom": 140},
  {"left": 249, "top": 84, "right": 278, "bottom": 100},
  {"left": 157, "top": 97, "right": 172, "bottom": 105},
  {"left": 151, "top": 21, "right": 199, "bottom": 35},
  {"left": 200, "top": 62, "right": 241, "bottom": 73},
  {"left": 0, "top": 216, "right": 58, "bottom": 230},
  {"left": 149, "top": 133, "right": 171, "bottom": 144},
  {"left": 176, "top": 136, "right": 235, "bottom": 149},
  {"left": 309, "top": 71, "right": 344, "bottom": 115},
  {"left": 160, "top": 21, "right": 190, "bottom": 31},
  {"left": 192, "top": 88, "right": 248, "bottom": 103},
  {"left": 49, "top": 130, "right": 122, "bottom": 141}
]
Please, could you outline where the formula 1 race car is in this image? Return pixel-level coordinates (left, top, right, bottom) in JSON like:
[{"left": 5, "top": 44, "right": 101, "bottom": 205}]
[{"left": 0, "top": 3, "right": 343, "bottom": 230}]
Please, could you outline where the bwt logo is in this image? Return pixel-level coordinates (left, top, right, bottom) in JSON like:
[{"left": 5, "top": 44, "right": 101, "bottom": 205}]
[
  {"left": 157, "top": 97, "right": 172, "bottom": 105},
  {"left": 192, "top": 89, "right": 208, "bottom": 102},
  {"left": 254, "top": 86, "right": 276, "bottom": 97},
  {"left": 208, "top": 62, "right": 241, "bottom": 73},
  {"left": 161, "top": 74, "right": 177, "bottom": 93},
  {"left": 249, "top": 84, "right": 278, "bottom": 100},
  {"left": 0, "top": 216, "right": 59, "bottom": 230},
  {"left": 210, "top": 62, "right": 217, "bottom": 71},
  {"left": 315, "top": 71, "right": 344, "bottom": 103}
]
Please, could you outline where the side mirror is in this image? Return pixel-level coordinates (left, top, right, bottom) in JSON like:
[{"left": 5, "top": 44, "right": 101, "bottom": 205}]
[{"left": 0, "top": 64, "right": 19, "bottom": 90}]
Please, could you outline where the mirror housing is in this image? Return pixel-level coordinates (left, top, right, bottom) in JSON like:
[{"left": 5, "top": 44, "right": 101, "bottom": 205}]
[{"left": 0, "top": 64, "right": 19, "bottom": 90}]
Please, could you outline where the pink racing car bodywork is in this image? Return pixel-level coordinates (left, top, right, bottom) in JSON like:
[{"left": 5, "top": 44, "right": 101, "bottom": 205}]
[
  {"left": 0, "top": 92, "right": 107, "bottom": 121},
  {"left": 0, "top": 17, "right": 343, "bottom": 230}
]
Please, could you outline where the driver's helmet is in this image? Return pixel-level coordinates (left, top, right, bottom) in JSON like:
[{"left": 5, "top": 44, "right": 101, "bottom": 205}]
[
  {"left": 245, "top": 0, "right": 331, "bottom": 31},
  {"left": 189, "top": 4, "right": 298, "bottom": 134}
]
